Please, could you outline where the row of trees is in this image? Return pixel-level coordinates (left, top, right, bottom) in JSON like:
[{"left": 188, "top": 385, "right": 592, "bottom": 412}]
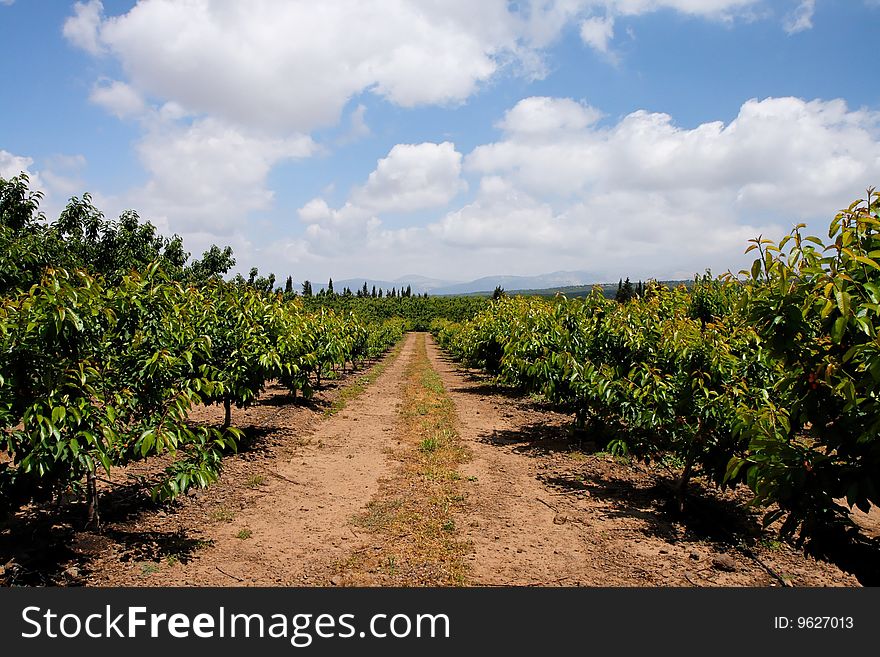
[
  {"left": 0, "top": 174, "right": 405, "bottom": 525},
  {"left": 298, "top": 279, "right": 424, "bottom": 299},
  {"left": 614, "top": 278, "right": 647, "bottom": 303},
  {"left": 434, "top": 189, "right": 880, "bottom": 541}
]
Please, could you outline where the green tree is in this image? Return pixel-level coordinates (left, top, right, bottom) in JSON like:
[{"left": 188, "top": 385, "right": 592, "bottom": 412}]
[
  {"left": 1, "top": 173, "right": 45, "bottom": 232},
  {"left": 615, "top": 277, "right": 635, "bottom": 303},
  {"left": 188, "top": 245, "right": 235, "bottom": 283}
]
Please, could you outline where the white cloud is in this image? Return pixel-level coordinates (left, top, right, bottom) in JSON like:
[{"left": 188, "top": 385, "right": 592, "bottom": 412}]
[
  {"left": 341, "top": 104, "right": 370, "bottom": 143},
  {"left": 422, "top": 95, "right": 880, "bottom": 279},
  {"left": 68, "top": 0, "right": 527, "bottom": 134},
  {"left": 62, "top": 0, "right": 105, "bottom": 56},
  {"left": 467, "top": 96, "right": 880, "bottom": 215},
  {"left": 67, "top": 1, "right": 774, "bottom": 136},
  {"left": 783, "top": 0, "right": 815, "bottom": 34},
  {"left": 289, "top": 142, "right": 467, "bottom": 277},
  {"left": 497, "top": 96, "right": 603, "bottom": 137},
  {"left": 41, "top": 154, "right": 88, "bottom": 199},
  {"left": 196, "top": 94, "right": 880, "bottom": 282},
  {"left": 580, "top": 15, "right": 616, "bottom": 53},
  {"left": 89, "top": 79, "right": 146, "bottom": 119},
  {"left": 59, "top": 1, "right": 863, "bottom": 281},
  {"left": 351, "top": 142, "right": 466, "bottom": 213},
  {"left": 604, "top": 0, "right": 759, "bottom": 17},
  {"left": 130, "top": 117, "right": 315, "bottom": 235},
  {"left": 0, "top": 150, "right": 37, "bottom": 181},
  {"left": 1, "top": 150, "right": 92, "bottom": 220}
]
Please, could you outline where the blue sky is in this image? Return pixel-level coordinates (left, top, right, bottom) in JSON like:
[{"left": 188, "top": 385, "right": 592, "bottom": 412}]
[{"left": 2, "top": 0, "right": 879, "bottom": 284}]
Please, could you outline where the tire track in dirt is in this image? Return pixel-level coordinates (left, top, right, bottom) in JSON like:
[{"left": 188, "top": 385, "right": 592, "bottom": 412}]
[
  {"left": 124, "top": 333, "right": 416, "bottom": 586},
  {"left": 425, "top": 337, "right": 608, "bottom": 586},
  {"left": 425, "top": 336, "right": 859, "bottom": 587}
]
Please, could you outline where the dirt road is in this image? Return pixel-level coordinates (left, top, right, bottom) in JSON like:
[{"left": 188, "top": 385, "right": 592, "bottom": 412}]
[{"left": 7, "top": 332, "right": 861, "bottom": 587}]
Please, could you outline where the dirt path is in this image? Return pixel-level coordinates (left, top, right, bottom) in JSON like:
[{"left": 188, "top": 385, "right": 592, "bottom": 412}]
[
  {"left": 424, "top": 337, "right": 860, "bottom": 587},
  {"left": 3, "top": 332, "right": 864, "bottom": 587},
  {"left": 74, "top": 334, "right": 415, "bottom": 586}
]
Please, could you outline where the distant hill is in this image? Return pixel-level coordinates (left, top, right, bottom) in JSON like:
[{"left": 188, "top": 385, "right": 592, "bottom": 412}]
[
  {"left": 463, "top": 280, "right": 696, "bottom": 298},
  {"left": 307, "top": 271, "right": 600, "bottom": 296}
]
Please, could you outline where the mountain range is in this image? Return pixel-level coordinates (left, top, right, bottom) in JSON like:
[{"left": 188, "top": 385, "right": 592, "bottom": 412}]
[{"left": 309, "top": 271, "right": 601, "bottom": 296}]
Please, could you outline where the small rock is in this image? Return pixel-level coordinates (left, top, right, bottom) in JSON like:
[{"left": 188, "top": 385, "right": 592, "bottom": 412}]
[
  {"left": 712, "top": 554, "right": 737, "bottom": 572},
  {"left": 553, "top": 514, "right": 568, "bottom": 525},
  {"left": 689, "top": 552, "right": 700, "bottom": 561},
  {"left": 64, "top": 565, "right": 80, "bottom": 579},
  {"left": 330, "top": 576, "right": 342, "bottom": 586},
  {"left": 659, "top": 549, "right": 669, "bottom": 555}
]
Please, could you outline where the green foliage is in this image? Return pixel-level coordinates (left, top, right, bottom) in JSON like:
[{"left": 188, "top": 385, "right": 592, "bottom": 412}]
[
  {"left": 302, "top": 294, "right": 487, "bottom": 332},
  {"left": 436, "top": 190, "right": 880, "bottom": 539},
  {"left": 0, "top": 265, "right": 237, "bottom": 518},
  {"left": 730, "top": 188, "right": 880, "bottom": 536},
  {"left": 0, "top": 177, "right": 406, "bottom": 523}
]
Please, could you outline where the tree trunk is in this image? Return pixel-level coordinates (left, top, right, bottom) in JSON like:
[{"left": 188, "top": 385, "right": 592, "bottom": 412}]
[
  {"left": 676, "top": 453, "right": 695, "bottom": 514},
  {"left": 85, "top": 470, "right": 101, "bottom": 530},
  {"left": 223, "top": 396, "right": 232, "bottom": 429}
]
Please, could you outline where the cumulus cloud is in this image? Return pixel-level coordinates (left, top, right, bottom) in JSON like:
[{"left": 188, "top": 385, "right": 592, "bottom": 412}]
[
  {"left": 66, "top": 0, "right": 774, "bottom": 136},
  {"left": 783, "top": 0, "right": 815, "bottom": 34},
  {"left": 580, "top": 15, "right": 616, "bottom": 53},
  {"left": 424, "top": 95, "right": 880, "bottom": 279},
  {"left": 604, "top": 0, "right": 759, "bottom": 17},
  {"left": 497, "top": 96, "right": 604, "bottom": 137},
  {"left": 62, "top": 0, "right": 105, "bottom": 55},
  {"left": 131, "top": 117, "right": 315, "bottom": 234},
  {"left": 0, "top": 150, "right": 38, "bottom": 181},
  {"left": 61, "top": 0, "right": 519, "bottom": 259},
  {"left": 350, "top": 142, "right": 466, "bottom": 213},
  {"left": 198, "top": 94, "right": 880, "bottom": 281},
  {"left": 65, "top": 0, "right": 527, "bottom": 133},
  {"left": 338, "top": 104, "right": 370, "bottom": 144},
  {"left": 40, "top": 154, "right": 88, "bottom": 199},
  {"left": 59, "top": 1, "right": 863, "bottom": 280},
  {"left": 1, "top": 150, "right": 94, "bottom": 220},
  {"left": 289, "top": 142, "right": 466, "bottom": 277},
  {"left": 89, "top": 79, "right": 146, "bottom": 119},
  {"left": 467, "top": 96, "right": 880, "bottom": 214},
  {"left": 291, "top": 142, "right": 463, "bottom": 262}
]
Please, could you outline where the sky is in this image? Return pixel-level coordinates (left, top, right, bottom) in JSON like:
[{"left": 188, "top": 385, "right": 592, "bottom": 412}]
[{"left": 1, "top": 0, "right": 880, "bottom": 284}]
